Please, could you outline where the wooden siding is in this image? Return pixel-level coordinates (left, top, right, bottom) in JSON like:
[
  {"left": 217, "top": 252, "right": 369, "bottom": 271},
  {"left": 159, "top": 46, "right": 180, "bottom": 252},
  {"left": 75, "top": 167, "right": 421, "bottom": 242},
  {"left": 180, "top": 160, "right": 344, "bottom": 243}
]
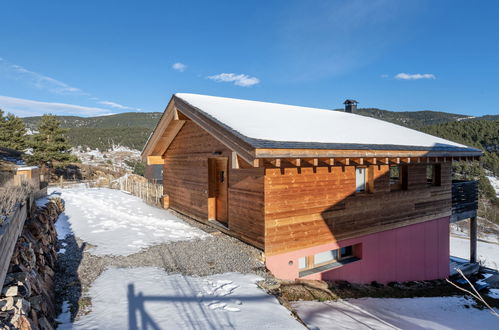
[
  {"left": 264, "top": 162, "right": 452, "bottom": 256},
  {"left": 163, "top": 120, "right": 265, "bottom": 248}
]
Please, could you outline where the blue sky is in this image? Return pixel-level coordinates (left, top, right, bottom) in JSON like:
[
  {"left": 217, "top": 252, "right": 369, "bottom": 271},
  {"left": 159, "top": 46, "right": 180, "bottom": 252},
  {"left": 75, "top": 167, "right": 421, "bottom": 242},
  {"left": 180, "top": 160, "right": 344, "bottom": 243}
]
[{"left": 0, "top": 0, "right": 498, "bottom": 117}]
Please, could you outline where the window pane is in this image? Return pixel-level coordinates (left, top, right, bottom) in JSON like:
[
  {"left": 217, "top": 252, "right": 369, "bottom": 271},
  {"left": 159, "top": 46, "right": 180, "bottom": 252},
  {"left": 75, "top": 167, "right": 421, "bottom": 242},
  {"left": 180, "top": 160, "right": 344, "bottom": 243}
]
[
  {"left": 390, "top": 166, "right": 400, "bottom": 185},
  {"left": 340, "top": 246, "right": 353, "bottom": 258},
  {"left": 314, "top": 250, "right": 338, "bottom": 265},
  {"left": 426, "top": 165, "right": 434, "bottom": 184},
  {"left": 356, "top": 168, "right": 366, "bottom": 192},
  {"left": 298, "top": 257, "right": 307, "bottom": 269}
]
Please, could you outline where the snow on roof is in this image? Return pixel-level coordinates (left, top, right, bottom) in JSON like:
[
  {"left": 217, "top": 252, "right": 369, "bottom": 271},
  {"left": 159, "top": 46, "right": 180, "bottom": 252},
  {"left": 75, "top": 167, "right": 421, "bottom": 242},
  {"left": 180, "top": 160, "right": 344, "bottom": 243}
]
[
  {"left": 175, "top": 93, "right": 476, "bottom": 151},
  {"left": 17, "top": 166, "right": 39, "bottom": 171}
]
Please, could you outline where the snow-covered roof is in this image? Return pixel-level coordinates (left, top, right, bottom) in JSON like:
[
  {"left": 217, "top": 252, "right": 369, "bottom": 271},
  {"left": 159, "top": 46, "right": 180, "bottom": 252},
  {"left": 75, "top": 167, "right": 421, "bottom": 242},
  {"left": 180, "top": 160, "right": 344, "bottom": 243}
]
[
  {"left": 174, "top": 93, "right": 478, "bottom": 152},
  {"left": 17, "top": 166, "right": 39, "bottom": 171}
]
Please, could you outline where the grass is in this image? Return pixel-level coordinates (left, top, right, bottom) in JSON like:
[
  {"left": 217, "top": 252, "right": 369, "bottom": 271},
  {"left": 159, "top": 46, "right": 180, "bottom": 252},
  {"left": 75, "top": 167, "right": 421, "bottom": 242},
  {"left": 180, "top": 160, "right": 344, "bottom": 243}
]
[{"left": 260, "top": 276, "right": 499, "bottom": 309}]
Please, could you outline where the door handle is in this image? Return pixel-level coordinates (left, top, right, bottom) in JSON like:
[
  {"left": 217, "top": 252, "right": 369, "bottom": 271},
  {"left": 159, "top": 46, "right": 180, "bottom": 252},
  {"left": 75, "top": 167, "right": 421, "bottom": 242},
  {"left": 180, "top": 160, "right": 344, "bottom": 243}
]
[{"left": 219, "top": 171, "right": 225, "bottom": 183}]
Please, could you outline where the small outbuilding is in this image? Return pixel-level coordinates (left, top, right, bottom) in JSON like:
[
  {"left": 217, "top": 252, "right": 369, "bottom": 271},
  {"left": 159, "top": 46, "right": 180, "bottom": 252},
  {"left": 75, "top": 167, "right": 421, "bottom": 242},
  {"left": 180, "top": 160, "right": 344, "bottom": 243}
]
[{"left": 142, "top": 93, "right": 481, "bottom": 283}]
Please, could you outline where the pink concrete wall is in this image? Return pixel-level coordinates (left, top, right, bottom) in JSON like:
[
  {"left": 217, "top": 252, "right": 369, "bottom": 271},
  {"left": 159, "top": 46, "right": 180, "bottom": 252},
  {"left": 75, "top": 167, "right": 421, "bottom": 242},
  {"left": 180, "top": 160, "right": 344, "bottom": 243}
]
[{"left": 266, "top": 216, "right": 450, "bottom": 283}]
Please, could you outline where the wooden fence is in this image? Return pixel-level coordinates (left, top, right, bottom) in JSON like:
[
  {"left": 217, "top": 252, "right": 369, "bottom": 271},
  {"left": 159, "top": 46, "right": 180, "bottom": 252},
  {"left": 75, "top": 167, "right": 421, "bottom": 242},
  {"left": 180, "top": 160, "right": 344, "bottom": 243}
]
[
  {"left": 0, "top": 201, "right": 28, "bottom": 288},
  {"left": 116, "top": 176, "right": 163, "bottom": 207}
]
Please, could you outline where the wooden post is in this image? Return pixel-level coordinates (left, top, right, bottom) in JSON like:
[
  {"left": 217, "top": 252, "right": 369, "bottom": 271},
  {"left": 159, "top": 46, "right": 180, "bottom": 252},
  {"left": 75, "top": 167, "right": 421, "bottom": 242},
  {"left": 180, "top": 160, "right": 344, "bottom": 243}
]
[{"left": 470, "top": 216, "right": 477, "bottom": 263}]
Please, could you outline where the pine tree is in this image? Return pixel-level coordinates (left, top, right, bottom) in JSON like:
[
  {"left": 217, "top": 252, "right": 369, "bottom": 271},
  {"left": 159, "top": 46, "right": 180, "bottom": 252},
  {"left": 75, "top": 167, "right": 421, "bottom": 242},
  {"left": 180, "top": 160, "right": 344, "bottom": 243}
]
[
  {"left": 0, "top": 109, "right": 27, "bottom": 151},
  {"left": 27, "top": 114, "right": 78, "bottom": 166}
]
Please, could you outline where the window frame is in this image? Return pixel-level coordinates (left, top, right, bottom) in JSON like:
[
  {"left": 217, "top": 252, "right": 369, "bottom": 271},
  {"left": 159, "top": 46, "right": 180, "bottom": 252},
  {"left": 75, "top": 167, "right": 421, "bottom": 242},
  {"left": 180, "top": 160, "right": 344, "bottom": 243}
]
[
  {"left": 427, "top": 164, "right": 441, "bottom": 186},
  {"left": 355, "top": 166, "right": 367, "bottom": 193},
  {"left": 390, "top": 165, "right": 408, "bottom": 191},
  {"left": 298, "top": 245, "right": 357, "bottom": 271}
]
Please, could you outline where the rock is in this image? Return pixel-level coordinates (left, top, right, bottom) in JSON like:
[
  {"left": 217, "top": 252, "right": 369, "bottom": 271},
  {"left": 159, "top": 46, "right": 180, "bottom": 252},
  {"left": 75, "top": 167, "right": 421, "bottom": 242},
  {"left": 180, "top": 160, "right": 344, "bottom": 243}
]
[
  {"left": 38, "top": 316, "right": 54, "bottom": 330},
  {"left": 0, "top": 297, "right": 14, "bottom": 311},
  {"left": 1, "top": 286, "right": 18, "bottom": 297},
  {"left": 14, "top": 298, "right": 31, "bottom": 314},
  {"left": 44, "top": 266, "right": 54, "bottom": 278},
  {"left": 16, "top": 281, "right": 31, "bottom": 298},
  {"left": 28, "top": 295, "right": 42, "bottom": 311},
  {"left": 0, "top": 196, "right": 63, "bottom": 329},
  {"left": 10, "top": 272, "right": 29, "bottom": 283},
  {"left": 13, "top": 314, "right": 33, "bottom": 330}
]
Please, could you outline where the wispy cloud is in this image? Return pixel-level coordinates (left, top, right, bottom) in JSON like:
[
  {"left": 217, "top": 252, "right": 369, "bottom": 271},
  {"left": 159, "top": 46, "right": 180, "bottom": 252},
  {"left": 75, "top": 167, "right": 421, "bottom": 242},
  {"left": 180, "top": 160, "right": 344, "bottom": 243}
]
[
  {"left": 97, "top": 100, "right": 138, "bottom": 110},
  {"left": 0, "top": 58, "right": 84, "bottom": 95},
  {"left": 207, "top": 73, "right": 260, "bottom": 87},
  {"left": 395, "top": 73, "right": 436, "bottom": 80},
  {"left": 0, "top": 57, "right": 143, "bottom": 112},
  {"left": 0, "top": 95, "right": 114, "bottom": 117},
  {"left": 172, "top": 62, "right": 187, "bottom": 72}
]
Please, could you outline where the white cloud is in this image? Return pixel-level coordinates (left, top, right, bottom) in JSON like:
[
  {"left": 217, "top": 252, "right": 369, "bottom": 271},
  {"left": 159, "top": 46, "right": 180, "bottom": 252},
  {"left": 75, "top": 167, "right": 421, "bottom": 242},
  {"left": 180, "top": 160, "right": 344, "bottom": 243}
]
[
  {"left": 0, "top": 95, "right": 114, "bottom": 117},
  {"left": 0, "top": 58, "right": 84, "bottom": 95},
  {"left": 395, "top": 73, "right": 436, "bottom": 80},
  {"left": 0, "top": 57, "right": 143, "bottom": 111},
  {"left": 172, "top": 62, "right": 187, "bottom": 72},
  {"left": 207, "top": 73, "right": 260, "bottom": 87},
  {"left": 98, "top": 101, "right": 132, "bottom": 110}
]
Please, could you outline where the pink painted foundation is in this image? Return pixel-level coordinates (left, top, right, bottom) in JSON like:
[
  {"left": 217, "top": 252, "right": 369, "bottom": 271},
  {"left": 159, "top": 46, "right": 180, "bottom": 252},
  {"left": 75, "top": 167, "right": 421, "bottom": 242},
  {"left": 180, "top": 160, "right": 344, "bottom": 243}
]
[{"left": 266, "top": 216, "right": 450, "bottom": 283}]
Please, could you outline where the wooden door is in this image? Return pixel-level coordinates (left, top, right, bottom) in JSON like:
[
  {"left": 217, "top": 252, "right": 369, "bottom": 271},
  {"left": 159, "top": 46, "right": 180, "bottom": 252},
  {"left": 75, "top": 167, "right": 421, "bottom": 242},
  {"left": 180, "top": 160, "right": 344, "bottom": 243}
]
[{"left": 208, "top": 158, "right": 228, "bottom": 224}]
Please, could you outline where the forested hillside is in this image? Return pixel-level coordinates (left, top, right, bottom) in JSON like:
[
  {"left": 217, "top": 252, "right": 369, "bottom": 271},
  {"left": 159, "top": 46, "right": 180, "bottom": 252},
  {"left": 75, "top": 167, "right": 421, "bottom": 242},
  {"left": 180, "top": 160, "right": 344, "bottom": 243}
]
[
  {"left": 20, "top": 109, "right": 497, "bottom": 154},
  {"left": 354, "top": 108, "right": 472, "bottom": 128},
  {"left": 23, "top": 112, "right": 162, "bottom": 129},
  {"left": 422, "top": 119, "right": 498, "bottom": 176},
  {"left": 23, "top": 112, "right": 161, "bottom": 151}
]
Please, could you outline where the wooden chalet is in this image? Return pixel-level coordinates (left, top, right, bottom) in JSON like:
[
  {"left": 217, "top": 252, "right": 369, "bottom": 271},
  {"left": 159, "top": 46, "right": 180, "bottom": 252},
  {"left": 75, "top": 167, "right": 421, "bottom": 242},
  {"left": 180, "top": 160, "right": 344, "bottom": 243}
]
[{"left": 142, "top": 93, "right": 482, "bottom": 283}]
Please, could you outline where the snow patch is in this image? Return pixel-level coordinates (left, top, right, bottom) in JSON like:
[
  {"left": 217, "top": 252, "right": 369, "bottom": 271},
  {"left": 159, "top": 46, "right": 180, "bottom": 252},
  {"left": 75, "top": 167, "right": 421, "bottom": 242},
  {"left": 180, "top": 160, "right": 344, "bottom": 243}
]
[
  {"left": 450, "top": 236, "right": 499, "bottom": 270},
  {"left": 50, "top": 187, "right": 208, "bottom": 256},
  {"left": 487, "top": 176, "right": 499, "bottom": 197},
  {"left": 55, "top": 301, "right": 72, "bottom": 329},
  {"left": 293, "top": 296, "right": 499, "bottom": 330},
  {"left": 488, "top": 289, "right": 499, "bottom": 299},
  {"left": 70, "top": 267, "right": 303, "bottom": 329}
]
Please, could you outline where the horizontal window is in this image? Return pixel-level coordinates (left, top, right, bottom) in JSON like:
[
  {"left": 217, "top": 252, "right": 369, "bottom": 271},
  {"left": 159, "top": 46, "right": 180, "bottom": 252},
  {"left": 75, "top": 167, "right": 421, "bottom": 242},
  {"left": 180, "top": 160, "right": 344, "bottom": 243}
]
[{"left": 298, "top": 244, "right": 360, "bottom": 271}]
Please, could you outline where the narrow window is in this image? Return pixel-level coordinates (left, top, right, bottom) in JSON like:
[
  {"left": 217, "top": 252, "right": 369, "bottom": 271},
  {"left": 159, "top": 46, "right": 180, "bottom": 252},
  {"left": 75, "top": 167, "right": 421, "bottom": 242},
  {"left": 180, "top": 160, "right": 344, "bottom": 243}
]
[
  {"left": 355, "top": 167, "right": 366, "bottom": 192},
  {"left": 390, "top": 166, "right": 400, "bottom": 190},
  {"left": 426, "top": 165, "right": 434, "bottom": 185},
  {"left": 390, "top": 165, "right": 408, "bottom": 191},
  {"left": 427, "top": 164, "right": 441, "bottom": 186}
]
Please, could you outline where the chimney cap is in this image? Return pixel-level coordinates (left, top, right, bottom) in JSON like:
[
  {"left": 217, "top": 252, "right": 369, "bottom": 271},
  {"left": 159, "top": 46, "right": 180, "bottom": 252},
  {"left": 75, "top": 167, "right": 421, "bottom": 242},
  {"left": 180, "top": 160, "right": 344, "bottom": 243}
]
[{"left": 343, "top": 99, "right": 358, "bottom": 105}]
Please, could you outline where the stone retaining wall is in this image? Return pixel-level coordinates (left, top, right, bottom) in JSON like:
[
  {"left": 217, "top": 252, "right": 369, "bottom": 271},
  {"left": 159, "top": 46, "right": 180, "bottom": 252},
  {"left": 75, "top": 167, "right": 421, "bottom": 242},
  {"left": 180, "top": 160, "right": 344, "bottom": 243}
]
[{"left": 0, "top": 198, "right": 64, "bottom": 329}]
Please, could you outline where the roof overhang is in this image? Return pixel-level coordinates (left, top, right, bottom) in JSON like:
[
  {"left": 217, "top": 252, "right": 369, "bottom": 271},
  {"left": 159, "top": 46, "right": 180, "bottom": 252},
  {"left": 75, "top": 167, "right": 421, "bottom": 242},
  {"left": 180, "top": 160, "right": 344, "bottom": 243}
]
[
  {"left": 141, "top": 95, "right": 256, "bottom": 165},
  {"left": 142, "top": 94, "right": 483, "bottom": 167}
]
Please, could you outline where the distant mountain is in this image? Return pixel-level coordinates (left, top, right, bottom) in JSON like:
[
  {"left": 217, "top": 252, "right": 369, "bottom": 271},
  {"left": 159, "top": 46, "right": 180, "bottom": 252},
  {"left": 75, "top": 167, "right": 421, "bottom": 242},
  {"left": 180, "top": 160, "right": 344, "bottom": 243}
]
[
  {"left": 22, "top": 112, "right": 162, "bottom": 130},
  {"left": 343, "top": 108, "right": 480, "bottom": 129},
  {"left": 21, "top": 108, "right": 496, "bottom": 151}
]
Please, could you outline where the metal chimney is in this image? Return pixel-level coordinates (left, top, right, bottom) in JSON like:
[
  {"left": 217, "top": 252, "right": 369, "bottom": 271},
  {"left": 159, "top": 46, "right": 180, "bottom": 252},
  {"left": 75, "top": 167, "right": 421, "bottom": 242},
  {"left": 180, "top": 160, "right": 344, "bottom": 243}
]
[{"left": 344, "top": 99, "right": 358, "bottom": 113}]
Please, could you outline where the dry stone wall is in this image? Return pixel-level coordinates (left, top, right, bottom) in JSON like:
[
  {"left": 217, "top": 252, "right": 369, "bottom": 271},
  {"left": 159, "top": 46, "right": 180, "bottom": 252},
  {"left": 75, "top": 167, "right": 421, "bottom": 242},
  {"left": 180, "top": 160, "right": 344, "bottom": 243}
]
[{"left": 0, "top": 198, "right": 63, "bottom": 330}]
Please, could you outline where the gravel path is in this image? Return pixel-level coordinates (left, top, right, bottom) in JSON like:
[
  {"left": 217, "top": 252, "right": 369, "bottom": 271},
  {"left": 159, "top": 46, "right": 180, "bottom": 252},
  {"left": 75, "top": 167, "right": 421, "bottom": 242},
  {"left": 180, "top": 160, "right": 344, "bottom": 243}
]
[{"left": 54, "top": 202, "right": 270, "bottom": 320}]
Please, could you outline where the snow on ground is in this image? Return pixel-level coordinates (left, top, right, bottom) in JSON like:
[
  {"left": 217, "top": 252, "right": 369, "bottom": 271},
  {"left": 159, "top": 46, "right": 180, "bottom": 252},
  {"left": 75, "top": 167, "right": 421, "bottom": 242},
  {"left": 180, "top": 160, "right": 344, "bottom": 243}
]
[
  {"left": 57, "top": 267, "right": 304, "bottom": 330},
  {"left": 450, "top": 236, "right": 499, "bottom": 270},
  {"left": 55, "top": 301, "right": 71, "bottom": 329},
  {"left": 72, "top": 145, "right": 141, "bottom": 170},
  {"left": 293, "top": 296, "right": 499, "bottom": 330},
  {"left": 487, "top": 176, "right": 499, "bottom": 197},
  {"left": 49, "top": 186, "right": 208, "bottom": 256},
  {"left": 489, "top": 289, "right": 499, "bottom": 299}
]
